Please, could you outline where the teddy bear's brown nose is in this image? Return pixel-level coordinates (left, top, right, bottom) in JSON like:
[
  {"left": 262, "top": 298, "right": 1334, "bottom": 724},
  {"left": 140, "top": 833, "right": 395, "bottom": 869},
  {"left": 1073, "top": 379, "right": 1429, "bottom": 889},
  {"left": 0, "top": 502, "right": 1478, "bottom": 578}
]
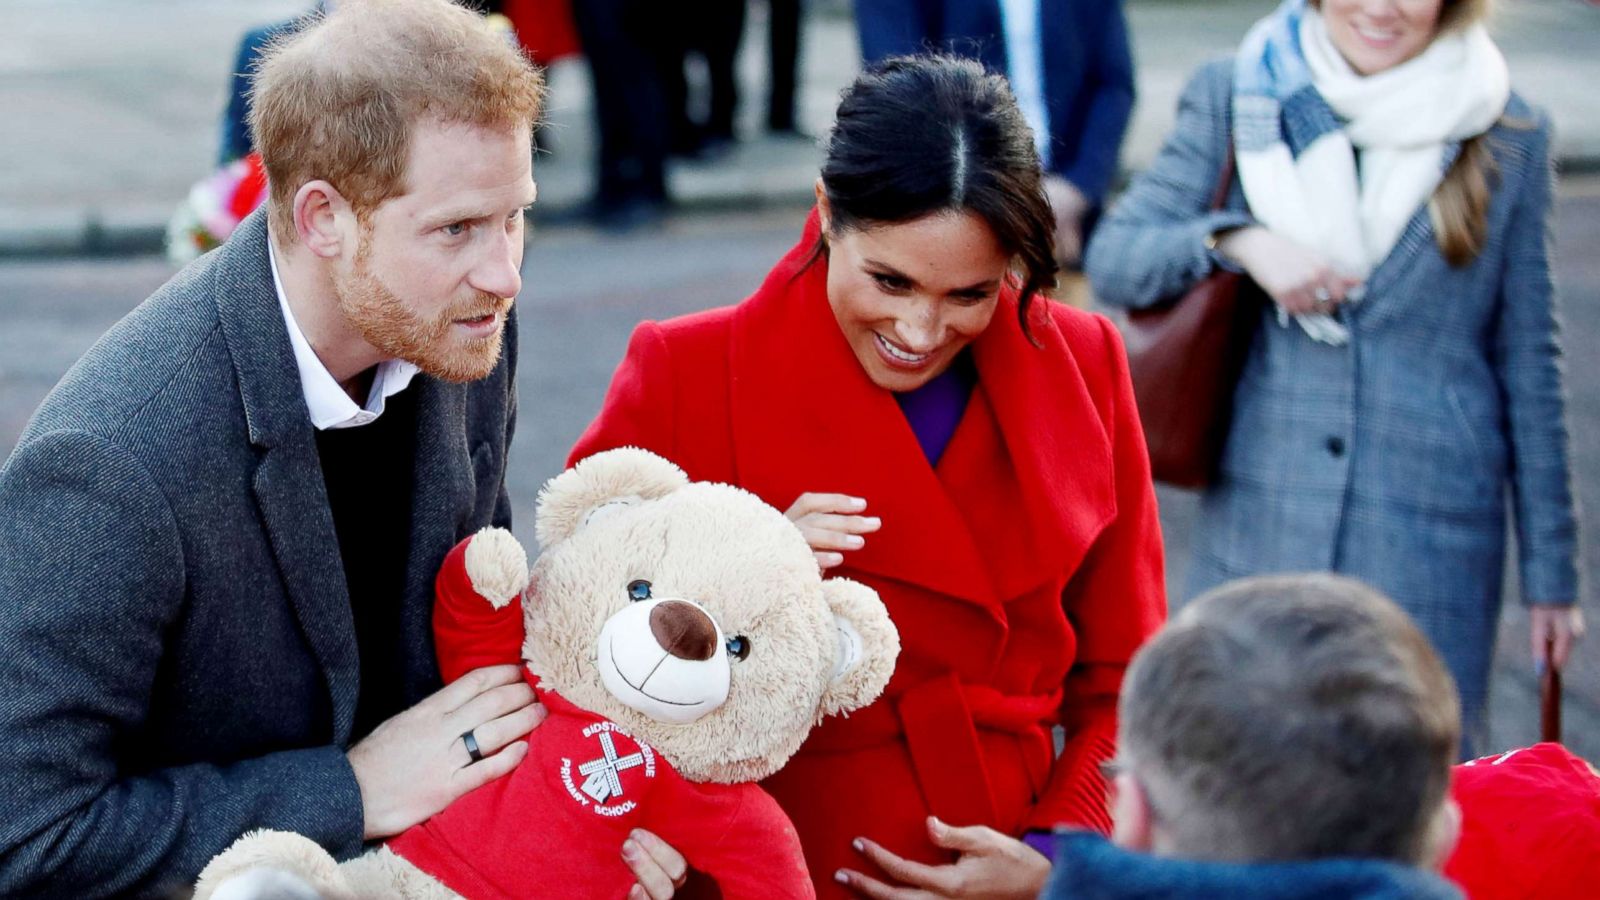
[{"left": 649, "top": 600, "right": 718, "bottom": 661}]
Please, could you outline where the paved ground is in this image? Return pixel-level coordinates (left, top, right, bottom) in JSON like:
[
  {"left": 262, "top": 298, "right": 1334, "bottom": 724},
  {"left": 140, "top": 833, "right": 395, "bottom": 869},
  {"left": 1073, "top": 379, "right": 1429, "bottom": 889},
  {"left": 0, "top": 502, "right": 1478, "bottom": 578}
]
[
  {"left": 2, "top": 0, "right": 1598, "bottom": 254},
  {"left": 4, "top": 176, "right": 1598, "bottom": 759}
]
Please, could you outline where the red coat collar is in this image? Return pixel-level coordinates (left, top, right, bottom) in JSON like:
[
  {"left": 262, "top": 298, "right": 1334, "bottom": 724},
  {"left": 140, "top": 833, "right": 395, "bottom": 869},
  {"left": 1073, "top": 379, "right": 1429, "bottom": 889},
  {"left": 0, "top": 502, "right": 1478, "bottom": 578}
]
[{"left": 728, "top": 211, "right": 1117, "bottom": 612}]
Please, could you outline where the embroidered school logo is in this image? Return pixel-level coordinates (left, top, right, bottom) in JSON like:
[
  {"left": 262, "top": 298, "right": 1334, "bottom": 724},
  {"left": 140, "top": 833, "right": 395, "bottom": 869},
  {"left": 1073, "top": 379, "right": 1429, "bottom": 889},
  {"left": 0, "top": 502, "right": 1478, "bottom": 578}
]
[{"left": 560, "top": 721, "right": 657, "bottom": 817}]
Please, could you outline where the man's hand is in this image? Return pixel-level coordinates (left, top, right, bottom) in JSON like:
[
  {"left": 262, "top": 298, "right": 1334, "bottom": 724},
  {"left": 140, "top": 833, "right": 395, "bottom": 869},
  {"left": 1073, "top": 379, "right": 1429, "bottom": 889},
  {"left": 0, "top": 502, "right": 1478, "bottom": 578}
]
[
  {"left": 1043, "top": 176, "right": 1091, "bottom": 269},
  {"left": 836, "top": 817, "right": 1051, "bottom": 899},
  {"left": 349, "top": 664, "right": 544, "bottom": 839},
  {"left": 624, "top": 828, "right": 690, "bottom": 900},
  {"left": 784, "top": 492, "right": 882, "bottom": 570}
]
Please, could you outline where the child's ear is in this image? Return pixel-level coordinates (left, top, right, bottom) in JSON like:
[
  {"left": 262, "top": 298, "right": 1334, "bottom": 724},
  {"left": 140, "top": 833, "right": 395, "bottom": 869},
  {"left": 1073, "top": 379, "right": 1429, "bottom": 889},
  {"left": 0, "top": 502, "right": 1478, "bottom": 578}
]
[
  {"left": 1422, "top": 798, "right": 1462, "bottom": 872},
  {"left": 1111, "top": 772, "right": 1157, "bottom": 853},
  {"left": 534, "top": 448, "right": 688, "bottom": 549}
]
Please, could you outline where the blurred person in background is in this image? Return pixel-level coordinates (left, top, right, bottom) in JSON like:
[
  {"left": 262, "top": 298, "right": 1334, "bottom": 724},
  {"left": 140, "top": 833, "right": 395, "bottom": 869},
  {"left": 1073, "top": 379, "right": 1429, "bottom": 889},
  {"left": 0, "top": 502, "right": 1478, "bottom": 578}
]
[
  {"left": 571, "top": 54, "right": 1166, "bottom": 899},
  {"left": 1085, "top": 0, "right": 1582, "bottom": 756},
  {"left": 571, "top": 0, "right": 672, "bottom": 229},
  {"left": 657, "top": 1, "right": 747, "bottom": 161},
  {"left": 853, "top": 0, "right": 1135, "bottom": 271},
  {"left": 767, "top": 0, "right": 805, "bottom": 137}
]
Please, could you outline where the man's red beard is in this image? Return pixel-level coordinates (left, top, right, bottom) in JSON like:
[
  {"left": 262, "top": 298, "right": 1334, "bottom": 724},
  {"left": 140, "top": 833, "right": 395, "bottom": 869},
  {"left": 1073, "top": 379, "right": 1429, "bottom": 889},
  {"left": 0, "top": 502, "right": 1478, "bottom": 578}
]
[{"left": 335, "top": 252, "right": 512, "bottom": 384}]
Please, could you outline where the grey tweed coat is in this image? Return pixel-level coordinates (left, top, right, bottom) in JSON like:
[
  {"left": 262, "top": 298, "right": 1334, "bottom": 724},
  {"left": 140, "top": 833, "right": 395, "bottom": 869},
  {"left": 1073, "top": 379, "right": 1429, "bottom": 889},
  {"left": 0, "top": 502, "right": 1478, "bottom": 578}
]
[
  {"left": 1086, "top": 60, "right": 1579, "bottom": 750},
  {"left": 0, "top": 210, "right": 517, "bottom": 896}
]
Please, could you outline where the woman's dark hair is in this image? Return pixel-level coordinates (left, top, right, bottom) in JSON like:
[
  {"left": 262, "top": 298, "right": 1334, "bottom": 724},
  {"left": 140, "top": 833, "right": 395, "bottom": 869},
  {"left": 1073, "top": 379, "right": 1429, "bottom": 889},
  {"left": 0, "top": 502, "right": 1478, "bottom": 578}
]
[{"left": 818, "top": 55, "right": 1059, "bottom": 339}]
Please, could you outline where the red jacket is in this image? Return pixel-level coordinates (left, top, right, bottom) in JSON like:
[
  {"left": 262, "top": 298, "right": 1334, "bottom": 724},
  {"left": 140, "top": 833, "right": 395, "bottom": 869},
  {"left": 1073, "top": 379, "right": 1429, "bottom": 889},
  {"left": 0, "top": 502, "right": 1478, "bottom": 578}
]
[{"left": 570, "top": 212, "right": 1167, "bottom": 894}]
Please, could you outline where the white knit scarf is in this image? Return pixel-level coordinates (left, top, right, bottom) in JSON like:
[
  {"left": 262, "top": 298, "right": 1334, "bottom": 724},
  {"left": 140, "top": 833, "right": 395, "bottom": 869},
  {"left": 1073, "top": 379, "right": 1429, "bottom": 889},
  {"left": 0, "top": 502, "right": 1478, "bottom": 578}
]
[{"left": 1233, "top": 2, "right": 1509, "bottom": 343}]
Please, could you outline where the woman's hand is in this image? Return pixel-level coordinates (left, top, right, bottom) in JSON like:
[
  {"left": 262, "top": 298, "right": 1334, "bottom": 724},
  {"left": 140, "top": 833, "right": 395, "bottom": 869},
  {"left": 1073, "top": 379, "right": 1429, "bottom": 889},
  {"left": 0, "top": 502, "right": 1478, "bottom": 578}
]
[
  {"left": 1216, "top": 226, "right": 1363, "bottom": 315},
  {"left": 1530, "top": 603, "right": 1585, "bottom": 671},
  {"left": 836, "top": 817, "right": 1051, "bottom": 899},
  {"left": 784, "top": 492, "right": 882, "bottom": 570},
  {"left": 623, "top": 829, "right": 689, "bottom": 900}
]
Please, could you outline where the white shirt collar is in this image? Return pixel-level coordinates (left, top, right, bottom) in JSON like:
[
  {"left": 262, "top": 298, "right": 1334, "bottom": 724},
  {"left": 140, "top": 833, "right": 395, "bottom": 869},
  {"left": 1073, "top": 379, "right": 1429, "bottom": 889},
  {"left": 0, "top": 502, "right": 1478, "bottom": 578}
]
[{"left": 268, "top": 239, "right": 419, "bottom": 431}]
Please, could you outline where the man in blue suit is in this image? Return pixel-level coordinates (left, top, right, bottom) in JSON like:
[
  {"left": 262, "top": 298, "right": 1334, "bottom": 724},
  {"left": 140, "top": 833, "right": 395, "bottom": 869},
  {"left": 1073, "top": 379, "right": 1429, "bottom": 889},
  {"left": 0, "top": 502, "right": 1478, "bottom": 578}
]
[{"left": 853, "top": 0, "right": 1135, "bottom": 267}]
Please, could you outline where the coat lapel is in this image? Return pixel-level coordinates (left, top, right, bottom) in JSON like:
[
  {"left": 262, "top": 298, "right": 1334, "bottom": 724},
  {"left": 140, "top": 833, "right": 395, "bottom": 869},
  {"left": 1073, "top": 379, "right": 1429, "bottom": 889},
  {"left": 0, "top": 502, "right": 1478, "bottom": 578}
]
[
  {"left": 728, "top": 213, "right": 1118, "bottom": 612},
  {"left": 396, "top": 375, "right": 475, "bottom": 692},
  {"left": 216, "top": 211, "right": 359, "bottom": 741},
  {"left": 950, "top": 298, "right": 1118, "bottom": 601},
  {"left": 729, "top": 218, "right": 996, "bottom": 612},
  {"left": 1347, "top": 142, "right": 1458, "bottom": 334}
]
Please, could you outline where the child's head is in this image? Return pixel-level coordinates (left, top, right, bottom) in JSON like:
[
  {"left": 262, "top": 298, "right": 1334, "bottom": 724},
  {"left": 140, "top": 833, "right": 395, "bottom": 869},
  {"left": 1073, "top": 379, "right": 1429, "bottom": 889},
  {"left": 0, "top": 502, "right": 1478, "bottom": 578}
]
[{"left": 1113, "top": 573, "right": 1461, "bottom": 868}]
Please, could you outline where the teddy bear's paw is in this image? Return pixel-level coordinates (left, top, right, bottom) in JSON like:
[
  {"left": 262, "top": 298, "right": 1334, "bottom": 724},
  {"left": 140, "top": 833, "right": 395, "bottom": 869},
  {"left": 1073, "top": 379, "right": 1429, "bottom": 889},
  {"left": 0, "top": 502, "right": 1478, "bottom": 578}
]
[
  {"left": 342, "top": 846, "right": 465, "bottom": 899},
  {"left": 195, "top": 830, "right": 351, "bottom": 900},
  {"left": 464, "top": 527, "right": 529, "bottom": 609},
  {"left": 208, "top": 868, "right": 326, "bottom": 900}
]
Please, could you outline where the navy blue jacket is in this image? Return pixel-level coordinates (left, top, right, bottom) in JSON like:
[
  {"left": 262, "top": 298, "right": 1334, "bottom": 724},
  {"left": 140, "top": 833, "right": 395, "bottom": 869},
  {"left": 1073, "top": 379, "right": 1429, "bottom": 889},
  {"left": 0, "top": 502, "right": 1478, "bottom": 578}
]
[
  {"left": 1044, "top": 831, "right": 1463, "bottom": 900},
  {"left": 220, "top": 9, "right": 320, "bottom": 163},
  {"left": 854, "top": 0, "right": 1135, "bottom": 204}
]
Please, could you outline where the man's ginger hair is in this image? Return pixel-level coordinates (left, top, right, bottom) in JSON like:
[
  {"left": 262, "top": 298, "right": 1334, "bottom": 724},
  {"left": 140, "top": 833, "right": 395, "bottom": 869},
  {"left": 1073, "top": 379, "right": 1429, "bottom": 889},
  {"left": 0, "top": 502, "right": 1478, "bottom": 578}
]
[{"left": 249, "top": 0, "right": 545, "bottom": 242}]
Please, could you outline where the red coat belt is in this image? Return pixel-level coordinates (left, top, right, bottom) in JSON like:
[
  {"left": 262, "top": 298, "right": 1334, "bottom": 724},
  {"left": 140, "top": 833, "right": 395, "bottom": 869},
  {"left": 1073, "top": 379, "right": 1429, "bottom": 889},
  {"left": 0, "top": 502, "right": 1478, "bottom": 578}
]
[{"left": 801, "top": 673, "right": 1062, "bottom": 828}]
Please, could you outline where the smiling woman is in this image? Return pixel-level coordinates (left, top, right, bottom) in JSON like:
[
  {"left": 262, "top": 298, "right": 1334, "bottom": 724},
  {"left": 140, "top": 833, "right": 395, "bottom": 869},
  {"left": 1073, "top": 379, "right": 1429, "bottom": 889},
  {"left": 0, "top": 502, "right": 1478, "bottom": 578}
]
[
  {"left": 569, "top": 54, "right": 1168, "bottom": 900},
  {"left": 1086, "top": 0, "right": 1580, "bottom": 758}
]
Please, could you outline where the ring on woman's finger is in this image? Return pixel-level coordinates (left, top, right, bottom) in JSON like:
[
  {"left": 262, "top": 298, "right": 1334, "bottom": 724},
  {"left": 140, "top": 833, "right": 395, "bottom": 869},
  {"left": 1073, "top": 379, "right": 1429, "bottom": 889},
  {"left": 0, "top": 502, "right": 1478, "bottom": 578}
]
[
  {"left": 461, "top": 729, "right": 484, "bottom": 764},
  {"left": 1313, "top": 287, "right": 1333, "bottom": 311}
]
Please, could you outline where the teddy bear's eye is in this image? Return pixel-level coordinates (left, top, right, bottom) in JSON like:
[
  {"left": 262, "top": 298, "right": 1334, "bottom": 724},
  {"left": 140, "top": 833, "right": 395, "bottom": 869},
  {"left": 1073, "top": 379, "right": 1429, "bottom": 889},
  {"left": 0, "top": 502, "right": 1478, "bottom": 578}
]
[
  {"left": 626, "top": 580, "right": 653, "bottom": 602},
  {"left": 726, "top": 635, "right": 751, "bottom": 661}
]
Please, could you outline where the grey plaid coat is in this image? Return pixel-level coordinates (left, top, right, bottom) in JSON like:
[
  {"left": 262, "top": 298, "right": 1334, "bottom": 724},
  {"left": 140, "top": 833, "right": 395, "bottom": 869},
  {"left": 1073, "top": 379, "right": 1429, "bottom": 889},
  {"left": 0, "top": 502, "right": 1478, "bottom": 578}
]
[
  {"left": 1086, "top": 60, "right": 1579, "bottom": 750},
  {"left": 0, "top": 210, "right": 517, "bottom": 895}
]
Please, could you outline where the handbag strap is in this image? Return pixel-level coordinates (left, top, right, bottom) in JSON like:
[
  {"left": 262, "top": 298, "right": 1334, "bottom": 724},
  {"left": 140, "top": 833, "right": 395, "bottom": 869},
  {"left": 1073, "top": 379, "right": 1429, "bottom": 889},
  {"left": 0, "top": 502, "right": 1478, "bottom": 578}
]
[{"left": 1209, "top": 143, "right": 1237, "bottom": 212}]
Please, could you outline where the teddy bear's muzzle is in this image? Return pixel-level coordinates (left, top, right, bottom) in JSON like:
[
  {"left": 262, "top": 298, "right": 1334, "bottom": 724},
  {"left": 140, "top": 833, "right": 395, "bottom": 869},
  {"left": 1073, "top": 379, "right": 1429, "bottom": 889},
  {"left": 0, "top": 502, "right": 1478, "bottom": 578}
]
[
  {"left": 596, "top": 596, "right": 732, "bottom": 725},
  {"left": 649, "top": 600, "right": 719, "bottom": 661}
]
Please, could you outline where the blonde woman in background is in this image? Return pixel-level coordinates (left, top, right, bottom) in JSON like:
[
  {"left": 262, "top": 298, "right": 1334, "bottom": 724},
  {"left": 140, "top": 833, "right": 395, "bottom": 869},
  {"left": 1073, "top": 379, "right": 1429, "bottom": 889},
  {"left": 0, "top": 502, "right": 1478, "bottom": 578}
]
[{"left": 1086, "top": 0, "right": 1581, "bottom": 755}]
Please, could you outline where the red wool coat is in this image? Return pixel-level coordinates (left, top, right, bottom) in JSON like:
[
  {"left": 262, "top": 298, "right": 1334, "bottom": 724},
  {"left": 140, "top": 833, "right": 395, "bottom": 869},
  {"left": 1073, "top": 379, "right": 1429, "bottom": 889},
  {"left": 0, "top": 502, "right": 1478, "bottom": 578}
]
[{"left": 570, "top": 213, "right": 1167, "bottom": 895}]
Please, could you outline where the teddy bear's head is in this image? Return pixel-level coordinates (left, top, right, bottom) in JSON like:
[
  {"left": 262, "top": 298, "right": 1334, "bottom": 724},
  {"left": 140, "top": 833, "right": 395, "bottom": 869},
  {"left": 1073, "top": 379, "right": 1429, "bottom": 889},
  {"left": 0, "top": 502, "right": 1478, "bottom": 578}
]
[{"left": 523, "top": 448, "right": 899, "bottom": 784}]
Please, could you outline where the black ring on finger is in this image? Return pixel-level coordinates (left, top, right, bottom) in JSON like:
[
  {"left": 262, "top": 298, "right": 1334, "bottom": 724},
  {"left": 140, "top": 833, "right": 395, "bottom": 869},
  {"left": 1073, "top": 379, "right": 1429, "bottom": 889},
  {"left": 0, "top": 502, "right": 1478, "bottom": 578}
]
[{"left": 461, "top": 729, "right": 484, "bottom": 764}]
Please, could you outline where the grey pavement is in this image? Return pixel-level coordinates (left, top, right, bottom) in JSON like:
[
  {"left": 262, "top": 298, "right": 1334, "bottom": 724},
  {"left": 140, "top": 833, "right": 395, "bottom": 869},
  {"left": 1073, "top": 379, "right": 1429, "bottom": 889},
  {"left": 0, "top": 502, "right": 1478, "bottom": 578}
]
[{"left": 2, "top": 0, "right": 1598, "bottom": 255}]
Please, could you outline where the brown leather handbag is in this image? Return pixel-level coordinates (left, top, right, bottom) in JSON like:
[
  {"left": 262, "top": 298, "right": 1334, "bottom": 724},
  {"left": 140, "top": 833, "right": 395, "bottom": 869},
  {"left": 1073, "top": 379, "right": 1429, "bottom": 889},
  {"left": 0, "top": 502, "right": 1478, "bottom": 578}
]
[{"left": 1121, "top": 149, "right": 1260, "bottom": 489}]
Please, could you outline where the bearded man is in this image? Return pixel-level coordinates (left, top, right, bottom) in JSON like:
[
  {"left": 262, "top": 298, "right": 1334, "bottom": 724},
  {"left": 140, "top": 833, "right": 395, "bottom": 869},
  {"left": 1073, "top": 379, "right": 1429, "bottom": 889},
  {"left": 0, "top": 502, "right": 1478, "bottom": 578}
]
[{"left": 0, "top": 2, "right": 686, "bottom": 896}]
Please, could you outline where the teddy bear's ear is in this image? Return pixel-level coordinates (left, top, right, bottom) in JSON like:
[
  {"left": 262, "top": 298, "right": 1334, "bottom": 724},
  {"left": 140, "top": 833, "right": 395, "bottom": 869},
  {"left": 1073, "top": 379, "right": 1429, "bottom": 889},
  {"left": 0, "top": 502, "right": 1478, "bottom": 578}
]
[
  {"left": 535, "top": 447, "right": 690, "bottom": 549},
  {"left": 817, "top": 577, "right": 900, "bottom": 718}
]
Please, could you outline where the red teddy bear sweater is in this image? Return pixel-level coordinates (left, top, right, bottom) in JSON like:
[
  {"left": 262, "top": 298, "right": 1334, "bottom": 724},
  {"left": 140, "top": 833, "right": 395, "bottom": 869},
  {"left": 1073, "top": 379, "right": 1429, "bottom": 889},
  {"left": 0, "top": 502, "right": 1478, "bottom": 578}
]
[{"left": 385, "top": 536, "right": 815, "bottom": 899}]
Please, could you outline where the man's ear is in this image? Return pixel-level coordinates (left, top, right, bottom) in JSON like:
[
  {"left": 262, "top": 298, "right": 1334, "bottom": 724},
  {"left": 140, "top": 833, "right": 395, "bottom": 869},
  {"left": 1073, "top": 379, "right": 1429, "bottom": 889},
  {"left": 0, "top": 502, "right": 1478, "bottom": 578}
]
[
  {"left": 817, "top": 578, "right": 899, "bottom": 718},
  {"left": 1422, "top": 797, "right": 1462, "bottom": 872},
  {"left": 534, "top": 448, "right": 689, "bottom": 550},
  {"left": 292, "top": 179, "right": 353, "bottom": 259}
]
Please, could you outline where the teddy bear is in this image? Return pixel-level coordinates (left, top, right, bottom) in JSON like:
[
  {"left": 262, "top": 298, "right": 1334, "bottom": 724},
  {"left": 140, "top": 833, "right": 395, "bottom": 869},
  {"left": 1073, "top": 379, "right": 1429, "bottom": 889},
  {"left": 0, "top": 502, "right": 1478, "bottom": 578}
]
[{"left": 196, "top": 447, "right": 900, "bottom": 900}]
